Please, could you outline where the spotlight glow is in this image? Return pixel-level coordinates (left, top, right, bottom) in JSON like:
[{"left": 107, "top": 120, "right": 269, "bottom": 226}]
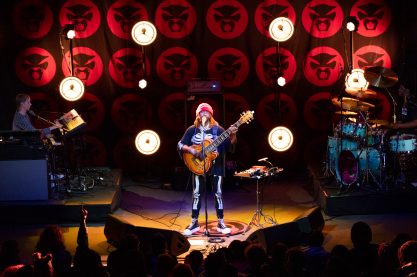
[
  {"left": 135, "top": 130, "right": 160, "bottom": 155},
  {"left": 268, "top": 126, "right": 293, "bottom": 152}
]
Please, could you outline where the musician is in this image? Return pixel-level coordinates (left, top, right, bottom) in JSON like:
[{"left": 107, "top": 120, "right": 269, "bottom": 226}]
[
  {"left": 390, "top": 85, "right": 417, "bottom": 130},
  {"left": 12, "top": 93, "right": 62, "bottom": 136},
  {"left": 177, "top": 103, "right": 238, "bottom": 236}
]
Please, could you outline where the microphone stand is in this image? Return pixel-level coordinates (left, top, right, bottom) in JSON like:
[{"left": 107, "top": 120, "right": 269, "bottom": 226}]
[{"left": 201, "top": 126, "right": 210, "bottom": 237}]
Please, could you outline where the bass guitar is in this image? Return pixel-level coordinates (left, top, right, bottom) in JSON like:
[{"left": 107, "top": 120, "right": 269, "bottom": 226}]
[{"left": 183, "top": 110, "right": 254, "bottom": 175}]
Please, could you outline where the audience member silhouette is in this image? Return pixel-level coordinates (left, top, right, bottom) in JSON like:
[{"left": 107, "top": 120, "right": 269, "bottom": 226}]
[
  {"left": 284, "top": 246, "right": 309, "bottom": 277},
  {"left": 302, "top": 230, "right": 330, "bottom": 277},
  {"left": 34, "top": 226, "right": 72, "bottom": 277},
  {"left": 0, "top": 240, "right": 21, "bottom": 273},
  {"left": 72, "top": 207, "right": 106, "bottom": 277},
  {"left": 184, "top": 250, "right": 203, "bottom": 277},
  {"left": 323, "top": 244, "right": 353, "bottom": 277},
  {"left": 396, "top": 240, "right": 417, "bottom": 277},
  {"left": 106, "top": 233, "right": 147, "bottom": 277},
  {"left": 349, "top": 221, "right": 379, "bottom": 277},
  {"left": 377, "top": 233, "right": 413, "bottom": 277},
  {"left": 170, "top": 263, "right": 194, "bottom": 277},
  {"left": 155, "top": 253, "right": 177, "bottom": 277}
]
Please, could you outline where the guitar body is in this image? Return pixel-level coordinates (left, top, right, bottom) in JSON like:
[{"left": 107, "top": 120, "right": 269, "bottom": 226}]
[{"left": 183, "top": 139, "right": 219, "bottom": 175}]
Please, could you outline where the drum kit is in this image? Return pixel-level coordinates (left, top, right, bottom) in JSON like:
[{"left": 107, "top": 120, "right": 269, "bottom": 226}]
[{"left": 326, "top": 67, "right": 417, "bottom": 192}]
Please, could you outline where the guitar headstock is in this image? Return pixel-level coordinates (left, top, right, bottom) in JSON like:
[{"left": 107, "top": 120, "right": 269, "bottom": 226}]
[{"left": 239, "top": 110, "right": 254, "bottom": 124}]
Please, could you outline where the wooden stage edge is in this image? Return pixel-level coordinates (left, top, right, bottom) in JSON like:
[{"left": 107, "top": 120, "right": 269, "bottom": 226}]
[{"left": 0, "top": 168, "right": 122, "bottom": 224}]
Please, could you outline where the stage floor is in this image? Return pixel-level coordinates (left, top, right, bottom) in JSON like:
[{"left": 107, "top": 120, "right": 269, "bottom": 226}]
[{"left": 1, "top": 170, "right": 417, "bottom": 264}]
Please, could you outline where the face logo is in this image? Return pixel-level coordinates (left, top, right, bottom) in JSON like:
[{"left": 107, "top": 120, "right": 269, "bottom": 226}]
[
  {"left": 206, "top": 0, "right": 248, "bottom": 39},
  {"left": 74, "top": 135, "right": 107, "bottom": 166},
  {"left": 62, "top": 47, "right": 103, "bottom": 86},
  {"left": 28, "top": 93, "right": 58, "bottom": 128},
  {"left": 158, "top": 93, "right": 186, "bottom": 133},
  {"left": 64, "top": 93, "right": 105, "bottom": 132},
  {"left": 207, "top": 48, "right": 249, "bottom": 88},
  {"left": 111, "top": 94, "right": 152, "bottom": 133},
  {"left": 224, "top": 93, "right": 250, "bottom": 127},
  {"left": 256, "top": 93, "right": 297, "bottom": 129},
  {"left": 354, "top": 45, "right": 391, "bottom": 69},
  {"left": 255, "top": 47, "right": 296, "bottom": 87},
  {"left": 15, "top": 47, "right": 56, "bottom": 87},
  {"left": 303, "top": 92, "right": 334, "bottom": 132},
  {"left": 59, "top": 0, "right": 100, "bottom": 39},
  {"left": 107, "top": 0, "right": 148, "bottom": 39},
  {"left": 254, "top": 0, "right": 296, "bottom": 37},
  {"left": 109, "top": 48, "right": 149, "bottom": 88},
  {"left": 351, "top": 0, "right": 391, "bottom": 37},
  {"left": 155, "top": 0, "right": 196, "bottom": 39},
  {"left": 301, "top": 0, "right": 343, "bottom": 38},
  {"left": 12, "top": 0, "right": 53, "bottom": 39},
  {"left": 156, "top": 47, "right": 198, "bottom": 87},
  {"left": 303, "top": 46, "right": 344, "bottom": 87}
]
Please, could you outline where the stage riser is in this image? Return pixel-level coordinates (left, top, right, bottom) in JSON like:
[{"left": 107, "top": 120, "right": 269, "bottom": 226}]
[{"left": 319, "top": 188, "right": 417, "bottom": 216}]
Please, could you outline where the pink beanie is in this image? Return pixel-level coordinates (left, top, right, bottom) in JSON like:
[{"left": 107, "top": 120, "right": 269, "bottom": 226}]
[{"left": 196, "top": 103, "right": 213, "bottom": 116}]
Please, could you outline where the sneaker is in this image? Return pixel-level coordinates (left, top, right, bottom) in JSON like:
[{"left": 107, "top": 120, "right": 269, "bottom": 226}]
[
  {"left": 183, "top": 219, "right": 200, "bottom": 236},
  {"left": 217, "top": 219, "right": 231, "bottom": 234}
]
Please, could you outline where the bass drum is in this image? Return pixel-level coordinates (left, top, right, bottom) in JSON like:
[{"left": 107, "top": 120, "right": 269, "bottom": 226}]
[
  {"left": 336, "top": 150, "right": 359, "bottom": 186},
  {"left": 327, "top": 137, "right": 358, "bottom": 174}
]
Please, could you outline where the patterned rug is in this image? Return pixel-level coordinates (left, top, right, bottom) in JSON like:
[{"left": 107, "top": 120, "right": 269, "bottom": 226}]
[{"left": 193, "top": 220, "right": 249, "bottom": 237}]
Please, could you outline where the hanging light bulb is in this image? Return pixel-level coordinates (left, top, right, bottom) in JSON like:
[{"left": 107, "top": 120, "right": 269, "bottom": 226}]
[
  {"left": 277, "top": 76, "right": 286, "bottom": 87},
  {"left": 135, "top": 129, "right": 160, "bottom": 155},
  {"left": 345, "top": 68, "right": 369, "bottom": 92},
  {"left": 268, "top": 126, "right": 293, "bottom": 152},
  {"left": 138, "top": 79, "right": 147, "bottom": 89},
  {"left": 346, "top": 16, "right": 359, "bottom": 32}
]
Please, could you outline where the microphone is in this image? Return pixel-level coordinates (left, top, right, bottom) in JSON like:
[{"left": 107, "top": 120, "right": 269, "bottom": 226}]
[
  {"left": 28, "top": 110, "right": 37, "bottom": 116},
  {"left": 201, "top": 116, "right": 207, "bottom": 126},
  {"left": 258, "top": 157, "right": 268, "bottom": 162}
]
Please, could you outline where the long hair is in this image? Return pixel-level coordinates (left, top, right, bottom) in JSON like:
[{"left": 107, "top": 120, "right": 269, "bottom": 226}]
[{"left": 193, "top": 116, "right": 218, "bottom": 128}]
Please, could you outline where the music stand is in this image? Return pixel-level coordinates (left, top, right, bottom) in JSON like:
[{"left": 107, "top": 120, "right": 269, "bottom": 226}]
[{"left": 239, "top": 167, "right": 282, "bottom": 233}]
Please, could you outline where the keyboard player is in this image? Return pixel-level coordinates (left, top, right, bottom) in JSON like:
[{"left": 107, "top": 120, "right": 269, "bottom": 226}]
[{"left": 12, "top": 93, "right": 62, "bottom": 136}]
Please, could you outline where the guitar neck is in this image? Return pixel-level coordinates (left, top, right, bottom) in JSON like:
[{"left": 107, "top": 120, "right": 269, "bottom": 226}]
[{"left": 205, "top": 121, "right": 241, "bottom": 153}]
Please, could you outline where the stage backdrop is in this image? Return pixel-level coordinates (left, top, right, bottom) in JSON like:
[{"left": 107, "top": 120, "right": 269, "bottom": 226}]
[{"left": 0, "top": 0, "right": 416, "bottom": 180}]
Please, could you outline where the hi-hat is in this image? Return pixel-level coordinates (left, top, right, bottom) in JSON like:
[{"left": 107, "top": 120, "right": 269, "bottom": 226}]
[
  {"left": 332, "top": 97, "right": 375, "bottom": 112},
  {"left": 369, "top": 119, "right": 391, "bottom": 127},
  {"left": 345, "top": 87, "right": 377, "bottom": 98},
  {"left": 334, "top": 110, "right": 357, "bottom": 116},
  {"left": 364, "top": 66, "right": 398, "bottom": 88}
]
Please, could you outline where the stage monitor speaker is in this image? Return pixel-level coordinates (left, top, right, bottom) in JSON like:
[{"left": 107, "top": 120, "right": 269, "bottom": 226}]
[
  {"left": 294, "top": 206, "right": 324, "bottom": 234},
  {"left": 104, "top": 214, "right": 190, "bottom": 256},
  {"left": 246, "top": 221, "right": 302, "bottom": 251}
]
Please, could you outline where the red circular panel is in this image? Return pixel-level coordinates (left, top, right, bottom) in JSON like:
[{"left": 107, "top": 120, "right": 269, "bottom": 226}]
[
  {"left": 303, "top": 46, "right": 344, "bottom": 87},
  {"left": 109, "top": 48, "right": 150, "bottom": 88},
  {"left": 29, "top": 92, "right": 59, "bottom": 129},
  {"left": 72, "top": 135, "right": 107, "bottom": 167},
  {"left": 224, "top": 93, "right": 250, "bottom": 127},
  {"left": 62, "top": 46, "right": 103, "bottom": 86},
  {"left": 111, "top": 94, "right": 152, "bottom": 133},
  {"left": 12, "top": 0, "right": 53, "bottom": 39},
  {"left": 155, "top": 0, "right": 196, "bottom": 39},
  {"left": 208, "top": 48, "right": 249, "bottom": 88},
  {"left": 59, "top": 0, "right": 101, "bottom": 39},
  {"left": 255, "top": 47, "right": 296, "bottom": 87},
  {"left": 206, "top": 0, "right": 248, "bottom": 39},
  {"left": 354, "top": 45, "right": 391, "bottom": 69},
  {"left": 64, "top": 92, "right": 105, "bottom": 132},
  {"left": 156, "top": 47, "right": 198, "bottom": 87},
  {"left": 158, "top": 92, "right": 186, "bottom": 133},
  {"left": 256, "top": 93, "right": 297, "bottom": 129},
  {"left": 113, "top": 137, "right": 143, "bottom": 173},
  {"left": 15, "top": 47, "right": 56, "bottom": 87},
  {"left": 107, "top": 0, "right": 149, "bottom": 39},
  {"left": 301, "top": 0, "right": 344, "bottom": 38},
  {"left": 351, "top": 0, "right": 391, "bottom": 37},
  {"left": 254, "top": 0, "right": 296, "bottom": 38},
  {"left": 303, "top": 92, "right": 335, "bottom": 132}
]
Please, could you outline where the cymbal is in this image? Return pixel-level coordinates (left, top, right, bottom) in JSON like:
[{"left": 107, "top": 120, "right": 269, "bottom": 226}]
[
  {"left": 369, "top": 119, "right": 391, "bottom": 127},
  {"left": 364, "top": 66, "right": 398, "bottom": 88},
  {"left": 334, "top": 110, "right": 357, "bottom": 116},
  {"left": 332, "top": 97, "right": 375, "bottom": 112},
  {"left": 345, "top": 87, "right": 377, "bottom": 98}
]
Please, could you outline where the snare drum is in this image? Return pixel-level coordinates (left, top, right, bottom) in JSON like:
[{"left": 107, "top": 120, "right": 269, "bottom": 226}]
[
  {"left": 338, "top": 122, "right": 366, "bottom": 139},
  {"left": 389, "top": 134, "right": 416, "bottom": 153}
]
